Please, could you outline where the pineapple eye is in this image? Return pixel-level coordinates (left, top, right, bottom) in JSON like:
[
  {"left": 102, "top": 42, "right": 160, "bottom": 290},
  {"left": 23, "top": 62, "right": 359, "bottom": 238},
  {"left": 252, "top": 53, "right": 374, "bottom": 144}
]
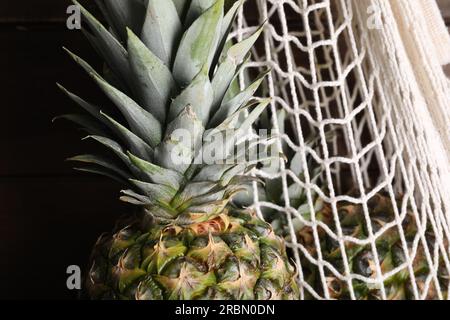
[
  {"left": 337, "top": 208, "right": 349, "bottom": 221},
  {"left": 392, "top": 245, "right": 406, "bottom": 267},
  {"left": 223, "top": 233, "right": 244, "bottom": 250},
  {"left": 342, "top": 226, "right": 355, "bottom": 237},
  {"left": 326, "top": 277, "right": 343, "bottom": 298},
  {"left": 217, "top": 258, "right": 240, "bottom": 282},
  {"left": 356, "top": 251, "right": 375, "bottom": 277},
  {"left": 191, "top": 236, "right": 209, "bottom": 248},
  {"left": 122, "top": 246, "right": 142, "bottom": 269},
  {"left": 255, "top": 280, "right": 274, "bottom": 299},
  {"left": 367, "top": 195, "right": 381, "bottom": 210},
  {"left": 163, "top": 258, "right": 184, "bottom": 278}
]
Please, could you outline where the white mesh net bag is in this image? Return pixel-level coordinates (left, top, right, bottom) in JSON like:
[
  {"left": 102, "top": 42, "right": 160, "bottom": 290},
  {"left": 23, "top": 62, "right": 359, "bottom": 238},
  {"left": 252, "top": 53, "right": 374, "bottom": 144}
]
[{"left": 233, "top": 0, "right": 450, "bottom": 300}]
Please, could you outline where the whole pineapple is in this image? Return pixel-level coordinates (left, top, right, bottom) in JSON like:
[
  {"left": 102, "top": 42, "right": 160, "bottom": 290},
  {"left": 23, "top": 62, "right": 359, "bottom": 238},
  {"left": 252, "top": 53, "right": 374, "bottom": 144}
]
[
  {"left": 253, "top": 114, "right": 448, "bottom": 299},
  {"left": 262, "top": 145, "right": 448, "bottom": 299},
  {"left": 58, "top": 0, "right": 298, "bottom": 300},
  {"left": 264, "top": 156, "right": 448, "bottom": 300}
]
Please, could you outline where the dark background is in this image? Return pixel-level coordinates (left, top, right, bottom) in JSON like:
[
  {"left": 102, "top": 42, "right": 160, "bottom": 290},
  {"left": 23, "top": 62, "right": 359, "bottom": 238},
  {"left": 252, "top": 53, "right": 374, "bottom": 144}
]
[{"left": 1, "top": 0, "right": 449, "bottom": 300}]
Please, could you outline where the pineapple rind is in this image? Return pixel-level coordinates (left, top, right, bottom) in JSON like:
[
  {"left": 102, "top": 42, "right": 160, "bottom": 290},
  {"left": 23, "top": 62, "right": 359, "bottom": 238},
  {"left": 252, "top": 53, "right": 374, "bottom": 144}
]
[
  {"left": 293, "top": 193, "right": 449, "bottom": 300},
  {"left": 86, "top": 208, "right": 299, "bottom": 300}
]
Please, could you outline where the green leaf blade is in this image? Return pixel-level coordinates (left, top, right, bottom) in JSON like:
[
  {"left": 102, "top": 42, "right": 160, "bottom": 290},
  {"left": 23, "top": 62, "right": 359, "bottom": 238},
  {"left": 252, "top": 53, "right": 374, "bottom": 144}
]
[
  {"left": 72, "top": 0, "right": 131, "bottom": 87},
  {"left": 209, "top": 69, "right": 269, "bottom": 128},
  {"left": 141, "top": 0, "right": 183, "bottom": 66},
  {"left": 127, "top": 29, "right": 178, "bottom": 124},
  {"left": 169, "top": 68, "right": 213, "bottom": 126},
  {"left": 128, "top": 152, "right": 184, "bottom": 190},
  {"left": 173, "top": 0, "right": 224, "bottom": 86}
]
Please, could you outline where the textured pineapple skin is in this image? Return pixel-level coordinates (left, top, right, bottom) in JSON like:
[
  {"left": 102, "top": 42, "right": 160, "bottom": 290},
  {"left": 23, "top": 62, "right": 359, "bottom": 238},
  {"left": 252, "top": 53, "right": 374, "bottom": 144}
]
[
  {"left": 295, "top": 193, "right": 448, "bottom": 300},
  {"left": 86, "top": 208, "right": 299, "bottom": 300}
]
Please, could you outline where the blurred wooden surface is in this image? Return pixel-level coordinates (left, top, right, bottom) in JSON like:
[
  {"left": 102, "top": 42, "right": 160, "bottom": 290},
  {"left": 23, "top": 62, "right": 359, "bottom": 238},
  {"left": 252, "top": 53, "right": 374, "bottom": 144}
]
[{"left": 1, "top": 0, "right": 450, "bottom": 300}]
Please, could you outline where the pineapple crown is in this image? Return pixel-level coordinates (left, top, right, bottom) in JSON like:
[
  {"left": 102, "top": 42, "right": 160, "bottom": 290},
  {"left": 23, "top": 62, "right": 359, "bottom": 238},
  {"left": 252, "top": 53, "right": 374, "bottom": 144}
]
[{"left": 57, "top": 0, "right": 270, "bottom": 224}]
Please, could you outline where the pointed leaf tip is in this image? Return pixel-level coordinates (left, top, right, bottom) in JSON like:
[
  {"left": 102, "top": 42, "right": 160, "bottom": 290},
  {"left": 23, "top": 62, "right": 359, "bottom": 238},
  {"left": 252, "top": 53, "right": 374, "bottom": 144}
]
[
  {"left": 127, "top": 27, "right": 178, "bottom": 124},
  {"left": 173, "top": 0, "right": 224, "bottom": 86},
  {"left": 141, "top": 0, "right": 183, "bottom": 66}
]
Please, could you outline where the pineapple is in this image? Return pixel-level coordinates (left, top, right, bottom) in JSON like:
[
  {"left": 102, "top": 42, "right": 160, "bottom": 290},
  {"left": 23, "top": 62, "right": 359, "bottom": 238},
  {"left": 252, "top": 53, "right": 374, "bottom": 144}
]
[
  {"left": 294, "top": 192, "right": 449, "bottom": 300},
  {"left": 255, "top": 113, "right": 448, "bottom": 299},
  {"left": 58, "top": 0, "right": 299, "bottom": 300},
  {"left": 264, "top": 151, "right": 449, "bottom": 300}
]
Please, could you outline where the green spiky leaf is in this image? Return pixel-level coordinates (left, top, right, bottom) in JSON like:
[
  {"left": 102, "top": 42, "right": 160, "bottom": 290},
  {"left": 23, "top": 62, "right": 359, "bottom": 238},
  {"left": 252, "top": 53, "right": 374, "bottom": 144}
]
[
  {"left": 185, "top": 0, "right": 217, "bottom": 26},
  {"left": 130, "top": 179, "right": 176, "bottom": 204},
  {"left": 209, "top": 70, "right": 269, "bottom": 127},
  {"left": 173, "top": 0, "right": 224, "bottom": 86},
  {"left": 65, "top": 49, "right": 162, "bottom": 148},
  {"left": 155, "top": 107, "right": 205, "bottom": 174},
  {"left": 101, "top": 112, "right": 154, "bottom": 161},
  {"left": 210, "top": 0, "right": 244, "bottom": 76},
  {"left": 100, "top": 0, "right": 146, "bottom": 41},
  {"left": 127, "top": 28, "right": 178, "bottom": 123},
  {"left": 72, "top": 0, "right": 131, "bottom": 86},
  {"left": 68, "top": 154, "right": 129, "bottom": 180},
  {"left": 168, "top": 67, "right": 213, "bottom": 126},
  {"left": 212, "top": 24, "right": 264, "bottom": 109},
  {"left": 53, "top": 114, "right": 108, "bottom": 137},
  {"left": 141, "top": 0, "right": 183, "bottom": 66},
  {"left": 74, "top": 166, "right": 128, "bottom": 185},
  {"left": 128, "top": 152, "right": 184, "bottom": 189}
]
